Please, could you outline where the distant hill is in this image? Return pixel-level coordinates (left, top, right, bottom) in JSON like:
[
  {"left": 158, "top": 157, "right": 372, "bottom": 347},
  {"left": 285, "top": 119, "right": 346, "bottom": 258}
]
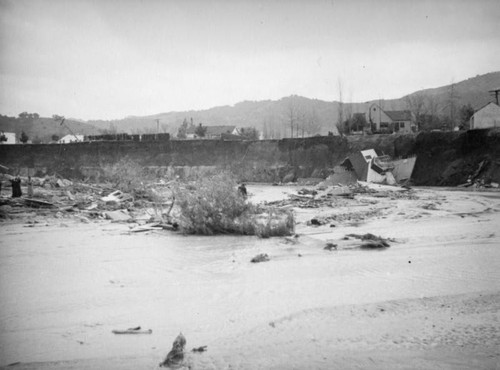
[
  {"left": 2, "top": 71, "right": 499, "bottom": 141},
  {"left": 88, "top": 71, "right": 500, "bottom": 138},
  {"left": 0, "top": 115, "right": 100, "bottom": 143},
  {"left": 378, "top": 71, "right": 500, "bottom": 112}
]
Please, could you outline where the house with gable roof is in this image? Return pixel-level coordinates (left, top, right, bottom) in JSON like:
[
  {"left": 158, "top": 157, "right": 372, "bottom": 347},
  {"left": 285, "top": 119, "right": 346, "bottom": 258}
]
[
  {"left": 470, "top": 102, "right": 500, "bottom": 129},
  {"left": 58, "top": 134, "right": 84, "bottom": 143},
  {"left": 367, "top": 103, "right": 416, "bottom": 134},
  {"left": 0, "top": 131, "right": 16, "bottom": 144}
]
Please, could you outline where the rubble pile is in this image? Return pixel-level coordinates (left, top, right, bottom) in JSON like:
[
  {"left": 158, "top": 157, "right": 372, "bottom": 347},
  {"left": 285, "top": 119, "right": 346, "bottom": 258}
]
[{"left": 0, "top": 173, "right": 177, "bottom": 230}]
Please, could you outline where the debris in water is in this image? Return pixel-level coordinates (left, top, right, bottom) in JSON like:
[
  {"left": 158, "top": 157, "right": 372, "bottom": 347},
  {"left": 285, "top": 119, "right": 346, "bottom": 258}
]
[
  {"left": 309, "top": 218, "right": 323, "bottom": 226},
  {"left": 160, "top": 332, "right": 186, "bottom": 368},
  {"left": 192, "top": 346, "right": 207, "bottom": 353},
  {"left": 104, "top": 209, "right": 132, "bottom": 222},
  {"left": 251, "top": 253, "right": 270, "bottom": 263},
  {"left": 101, "top": 190, "right": 132, "bottom": 203},
  {"left": 360, "top": 240, "right": 390, "bottom": 249},
  {"left": 324, "top": 243, "right": 338, "bottom": 251},
  {"left": 346, "top": 233, "right": 393, "bottom": 248},
  {"left": 112, "top": 326, "right": 152, "bottom": 334}
]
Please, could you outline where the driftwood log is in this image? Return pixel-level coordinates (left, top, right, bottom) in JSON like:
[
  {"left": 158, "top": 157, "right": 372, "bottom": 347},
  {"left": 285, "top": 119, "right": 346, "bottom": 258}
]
[{"left": 112, "top": 326, "right": 152, "bottom": 334}]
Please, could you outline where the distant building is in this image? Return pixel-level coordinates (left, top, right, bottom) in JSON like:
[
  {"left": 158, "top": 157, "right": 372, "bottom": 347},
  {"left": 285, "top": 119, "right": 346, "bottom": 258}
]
[
  {"left": 0, "top": 132, "right": 16, "bottom": 144},
  {"left": 58, "top": 134, "right": 84, "bottom": 143},
  {"left": 186, "top": 125, "right": 240, "bottom": 139},
  {"left": 470, "top": 102, "right": 500, "bottom": 129},
  {"left": 367, "top": 104, "right": 415, "bottom": 134}
]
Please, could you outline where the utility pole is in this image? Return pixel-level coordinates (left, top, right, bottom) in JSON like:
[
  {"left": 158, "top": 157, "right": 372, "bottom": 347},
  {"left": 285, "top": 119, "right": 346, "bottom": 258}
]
[
  {"left": 56, "top": 116, "right": 79, "bottom": 142},
  {"left": 490, "top": 88, "right": 500, "bottom": 105}
]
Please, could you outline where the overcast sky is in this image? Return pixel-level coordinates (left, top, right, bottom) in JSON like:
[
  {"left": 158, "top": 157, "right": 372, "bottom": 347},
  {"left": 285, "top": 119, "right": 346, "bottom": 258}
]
[{"left": 1, "top": 0, "right": 499, "bottom": 120}]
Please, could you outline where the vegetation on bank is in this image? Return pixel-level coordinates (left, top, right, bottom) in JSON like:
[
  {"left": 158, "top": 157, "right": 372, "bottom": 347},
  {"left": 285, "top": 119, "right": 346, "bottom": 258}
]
[
  {"left": 173, "top": 172, "right": 294, "bottom": 236},
  {"left": 101, "top": 158, "right": 147, "bottom": 193},
  {"left": 100, "top": 160, "right": 294, "bottom": 236}
]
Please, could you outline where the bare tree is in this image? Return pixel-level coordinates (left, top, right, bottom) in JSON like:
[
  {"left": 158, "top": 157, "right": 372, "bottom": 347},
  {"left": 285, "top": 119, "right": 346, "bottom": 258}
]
[
  {"left": 160, "top": 123, "right": 169, "bottom": 133},
  {"left": 444, "top": 80, "right": 460, "bottom": 130},
  {"left": 306, "top": 107, "right": 321, "bottom": 136},
  {"left": 337, "top": 79, "right": 344, "bottom": 136},
  {"left": 262, "top": 120, "right": 269, "bottom": 139},
  {"left": 405, "top": 92, "right": 426, "bottom": 131},
  {"left": 426, "top": 96, "right": 440, "bottom": 119},
  {"left": 286, "top": 99, "right": 297, "bottom": 138},
  {"left": 297, "top": 110, "right": 306, "bottom": 137}
]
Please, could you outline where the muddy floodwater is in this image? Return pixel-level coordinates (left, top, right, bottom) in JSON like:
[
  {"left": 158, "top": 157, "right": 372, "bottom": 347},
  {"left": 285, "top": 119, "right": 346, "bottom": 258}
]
[{"left": 1, "top": 185, "right": 499, "bottom": 369}]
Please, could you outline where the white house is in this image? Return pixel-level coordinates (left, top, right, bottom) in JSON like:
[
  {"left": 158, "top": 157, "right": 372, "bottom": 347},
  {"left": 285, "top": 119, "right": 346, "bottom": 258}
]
[
  {"left": 0, "top": 132, "right": 16, "bottom": 144},
  {"left": 470, "top": 102, "right": 500, "bottom": 129},
  {"left": 368, "top": 104, "right": 415, "bottom": 134},
  {"left": 58, "top": 134, "right": 84, "bottom": 143}
]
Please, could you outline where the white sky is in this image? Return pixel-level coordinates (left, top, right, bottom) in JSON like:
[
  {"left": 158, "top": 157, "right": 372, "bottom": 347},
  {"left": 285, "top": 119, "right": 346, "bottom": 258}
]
[{"left": 1, "top": 0, "right": 499, "bottom": 120}]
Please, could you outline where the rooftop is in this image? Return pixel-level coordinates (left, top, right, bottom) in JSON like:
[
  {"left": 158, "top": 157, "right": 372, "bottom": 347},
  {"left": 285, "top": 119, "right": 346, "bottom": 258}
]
[{"left": 385, "top": 110, "right": 412, "bottom": 121}]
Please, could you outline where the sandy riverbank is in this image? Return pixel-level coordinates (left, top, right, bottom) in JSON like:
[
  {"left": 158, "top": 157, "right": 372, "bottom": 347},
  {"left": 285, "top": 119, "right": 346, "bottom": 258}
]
[{"left": 1, "top": 186, "right": 499, "bottom": 369}]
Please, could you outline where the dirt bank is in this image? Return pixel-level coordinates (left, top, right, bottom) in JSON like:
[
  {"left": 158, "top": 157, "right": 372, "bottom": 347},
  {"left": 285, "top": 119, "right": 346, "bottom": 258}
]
[
  {"left": 412, "top": 128, "right": 500, "bottom": 186},
  {"left": 1, "top": 129, "right": 499, "bottom": 186}
]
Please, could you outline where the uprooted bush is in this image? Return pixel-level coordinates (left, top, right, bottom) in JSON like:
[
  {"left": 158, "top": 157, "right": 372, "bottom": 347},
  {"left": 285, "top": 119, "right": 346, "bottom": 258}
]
[{"left": 173, "top": 172, "right": 294, "bottom": 236}]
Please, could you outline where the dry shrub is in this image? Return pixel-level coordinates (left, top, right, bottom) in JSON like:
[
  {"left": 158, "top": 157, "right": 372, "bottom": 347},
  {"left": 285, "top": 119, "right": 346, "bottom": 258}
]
[
  {"left": 173, "top": 172, "right": 294, "bottom": 236},
  {"left": 101, "top": 158, "right": 146, "bottom": 193},
  {"left": 254, "top": 207, "right": 295, "bottom": 238}
]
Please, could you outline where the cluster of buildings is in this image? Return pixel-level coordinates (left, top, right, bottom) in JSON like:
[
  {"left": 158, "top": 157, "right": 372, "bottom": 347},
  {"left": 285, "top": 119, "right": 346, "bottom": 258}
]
[
  {"left": 356, "top": 97, "right": 500, "bottom": 134},
  {"left": 184, "top": 125, "right": 258, "bottom": 140}
]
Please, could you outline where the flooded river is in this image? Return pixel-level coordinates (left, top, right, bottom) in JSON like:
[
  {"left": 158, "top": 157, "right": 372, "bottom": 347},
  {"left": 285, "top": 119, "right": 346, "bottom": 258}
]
[{"left": 1, "top": 185, "right": 499, "bottom": 369}]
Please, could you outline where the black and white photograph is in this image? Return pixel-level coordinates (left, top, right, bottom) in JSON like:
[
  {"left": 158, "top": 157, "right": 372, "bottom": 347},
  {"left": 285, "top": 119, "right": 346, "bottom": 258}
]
[{"left": 1, "top": 0, "right": 500, "bottom": 369}]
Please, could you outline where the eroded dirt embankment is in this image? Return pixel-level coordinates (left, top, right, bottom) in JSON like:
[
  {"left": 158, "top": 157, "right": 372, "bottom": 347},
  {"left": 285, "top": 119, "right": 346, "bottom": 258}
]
[
  {"left": 410, "top": 128, "right": 500, "bottom": 186},
  {"left": 0, "top": 129, "right": 499, "bottom": 185}
]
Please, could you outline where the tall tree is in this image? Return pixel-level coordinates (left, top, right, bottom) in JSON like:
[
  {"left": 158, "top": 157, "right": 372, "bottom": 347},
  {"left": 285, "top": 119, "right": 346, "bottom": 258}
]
[
  {"left": 262, "top": 120, "right": 269, "bottom": 139},
  {"left": 240, "top": 127, "right": 259, "bottom": 140},
  {"left": 286, "top": 98, "right": 298, "bottom": 138},
  {"left": 195, "top": 123, "right": 207, "bottom": 138},
  {"left": 350, "top": 114, "right": 367, "bottom": 133},
  {"left": 445, "top": 80, "right": 460, "bottom": 130},
  {"left": 458, "top": 103, "right": 475, "bottom": 130},
  {"left": 337, "top": 79, "right": 344, "bottom": 136},
  {"left": 405, "top": 92, "right": 426, "bottom": 131},
  {"left": 306, "top": 107, "right": 321, "bottom": 136},
  {"left": 177, "top": 118, "right": 188, "bottom": 139},
  {"left": 20, "top": 131, "right": 29, "bottom": 143}
]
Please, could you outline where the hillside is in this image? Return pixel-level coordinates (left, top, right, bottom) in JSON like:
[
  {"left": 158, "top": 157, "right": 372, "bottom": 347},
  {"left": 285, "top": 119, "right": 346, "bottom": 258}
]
[
  {"left": 403, "top": 71, "right": 500, "bottom": 109},
  {"left": 2, "top": 71, "right": 499, "bottom": 141},
  {"left": 88, "top": 71, "right": 500, "bottom": 138}
]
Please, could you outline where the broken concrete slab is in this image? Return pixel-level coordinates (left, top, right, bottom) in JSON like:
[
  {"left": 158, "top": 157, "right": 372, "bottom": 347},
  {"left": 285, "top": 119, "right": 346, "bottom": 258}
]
[{"left": 104, "top": 210, "right": 132, "bottom": 222}]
